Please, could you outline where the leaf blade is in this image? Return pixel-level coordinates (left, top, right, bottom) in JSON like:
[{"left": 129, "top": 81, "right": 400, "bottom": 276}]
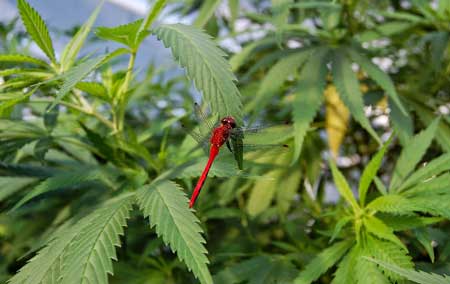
[
  {"left": 59, "top": 194, "right": 134, "bottom": 284},
  {"left": 294, "top": 240, "right": 353, "bottom": 284},
  {"left": 137, "top": 181, "right": 212, "bottom": 284},
  {"left": 348, "top": 48, "right": 406, "bottom": 114},
  {"left": 390, "top": 118, "right": 439, "bottom": 191},
  {"left": 153, "top": 24, "right": 242, "bottom": 122},
  {"left": 359, "top": 136, "right": 392, "bottom": 206},
  {"left": 332, "top": 49, "right": 380, "bottom": 144},
  {"left": 292, "top": 47, "right": 329, "bottom": 162},
  {"left": 60, "top": 0, "right": 105, "bottom": 71},
  {"left": 17, "top": 0, "right": 55, "bottom": 62},
  {"left": 365, "top": 257, "right": 450, "bottom": 284},
  {"left": 329, "top": 160, "right": 360, "bottom": 212}
]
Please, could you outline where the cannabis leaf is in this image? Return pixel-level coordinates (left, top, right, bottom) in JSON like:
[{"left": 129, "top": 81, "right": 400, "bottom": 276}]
[
  {"left": 17, "top": 0, "right": 55, "bottom": 63},
  {"left": 332, "top": 49, "right": 380, "bottom": 144},
  {"left": 11, "top": 167, "right": 106, "bottom": 211},
  {"left": 0, "top": 54, "right": 49, "bottom": 67},
  {"left": 390, "top": 118, "right": 439, "bottom": 191},
  {"left": 52, "top": 48, "right": 128, "bottom": 108},
  {"left": 329, "top": 160, "right": 360, "bottom": 212},
  {"left": 8, "top": 193, "right": 134, "bottom": 284},
  {"left": 137, "top": 181, "right": 212, "bottom": 284},
  {"left": 294, "top": 240, "right": 353, "bottom": 284},
  {"left": 60, "top": 0, "right": 104, "bottom": 71},
  {"left": 59, "top": 194, "right": 134, "bottom": 284},
  {"left": 252, "top": 48, "right": 312, "bottom": 113},
  {"left": 96, "top": 19, "right": 146, "bottom": 49},
  {"left": 359, "top": 137, "right": 391, "bottom": 205},
  {"left": 365, "top": 257, "right": 450, "bottom": 284},
  {"left": 153, "top": 24, "right": 242, "bottom": 121},
  {"left": 292, "top": 47, "right": 329, "bottom": 162}
]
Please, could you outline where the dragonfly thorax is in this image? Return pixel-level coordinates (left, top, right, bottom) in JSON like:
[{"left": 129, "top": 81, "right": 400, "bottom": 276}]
[{"left": 210, "top": 125, "right": 233, "bottom": 148}]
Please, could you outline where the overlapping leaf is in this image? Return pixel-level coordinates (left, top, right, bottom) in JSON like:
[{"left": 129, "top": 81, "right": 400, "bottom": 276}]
[
  {"left": 11, "top": 167, "right": 106, "bottom": 211},
  {"left": 252, "top": 48, "right": 312, "bottom": 113},
  {"left": 359, "top": 137, "right": 391, "bottom": 206},
  {"left": 366, "top": 257, "right": 450, "bottom": 284},
  {"left": 329, "top": 160, "right": 360, "bottom": 212},
  {"left": 59, "top": 194, "right": 134, "bottom": 284},
  {"left": 294, "top": 240, "right": 353, "bottom": 284},
  {"left": 332, "top": 49, "right": 380, "bottom": 144},
  {"left": 137, "top": 181, "right": 212, "bottom": 284},
  {"left": 365, "top": 235, "right": 413, "bottom": 282},
  {"left": 52, "top": 48, "right": 128, "bottom": 108},
  {"left": 96, "top": 19, "right": 146, "bottom": 49},
  {"left": 8, "top": 194, "right": 134, "bottom": 284},
  {"left": 390, "top": 118, "right": 439, "bottom": 191},
  {"left": 60, "top": 0, "right": 105, "bottom": 71},
  {"left": 153, "top": 24, "right": 242, "bottom": 121},
  {"left": 0, "top": 54, "right": 49, "bottom": 67},
  {"left": 292, "top": 47, "right": 329, "bottom": 162},
  {"left": 325, "top": 85, "right": 349, "bottom": 158}
]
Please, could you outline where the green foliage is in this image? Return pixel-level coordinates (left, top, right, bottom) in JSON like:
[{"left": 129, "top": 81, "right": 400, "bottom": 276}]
[
  {"left": 214, "top": 255, "right": 297, "bottom": 284},
  {"left": 2, "top": 0, "right": 450, "bottom": 283},
  {"left": 294, "top": 240, "right": 353, "bottom": 284},
  {"left": 8, "top": 194, "right": 134, "bottom": 284},
  {"left": 329, "top": 160, "right": 359, "bottom": 212},
  {"left": 365, "top": 235, "right": 414, "bottom": 282},
  {"left": 358, "top": 137, "right": 391, "bottom": 206},
  {"left": 17, "top": 0, "right": 55, "bottom": 63},
  {"left": 137, "top": 181, "right": 212, "bottom": 284},
  {"left": 59, "top": 194, "right": 134, "bottom": 284},
  {"left": 153, "top": 24, "right": 242, "bottom": 121},
  {"left": 292, "top": 48, "right": 328, "bottom": 162},
  {"left": 354, "top": 255, "right": 390, "bottom": 284},
  {"left": 194, "top": 0, "right": 221, "bottom": 28},
  {"left": 366, "top": 258, "right": 450, "bottom": 284},
  {"left": 53, "top": 48, "right": 128, "bottom": 108},
  {"left": 11, "top": 167, "right": 107, "bottom": 211},
  {"left": 332, "top": 49, "right": 380, "bottom": 144},
  {"left": 251, "top": 49, "right": 311, "bottom": 115},
  {"left": 390, "top": 118, "right": 439, "bottom": 191},
  {"left": 60, "top": 0, "right": 104, "bottom": 71},
  {"left": 0, "top": 54, "right": 48, "bottom": 67},
  {"left": 96, "top": 19, "right": 146, "bottom": 50}
]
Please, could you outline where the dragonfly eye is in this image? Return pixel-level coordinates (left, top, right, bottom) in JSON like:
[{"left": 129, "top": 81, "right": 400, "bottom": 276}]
[{"left": 221, "top": 116, "right": 236, "bottom": 127}]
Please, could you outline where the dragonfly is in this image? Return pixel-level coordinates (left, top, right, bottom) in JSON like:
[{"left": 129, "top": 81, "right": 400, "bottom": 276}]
[{"left": 187, "top": 103, "right": 290, "bottom": 208}]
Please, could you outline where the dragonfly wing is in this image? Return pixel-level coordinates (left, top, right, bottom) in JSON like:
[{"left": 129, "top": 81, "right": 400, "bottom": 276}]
[
  {"left": 239, "top": 124, "right": 293, "bottom": 145},
  {"left": 230, "top": 128, "right": 244, "bottom": 170},
  {"left": 194, "top": 102, "right": 219, "bottom": 137},
  {"left": 181, "top": 124, "right": 210, "bottom": 154}
]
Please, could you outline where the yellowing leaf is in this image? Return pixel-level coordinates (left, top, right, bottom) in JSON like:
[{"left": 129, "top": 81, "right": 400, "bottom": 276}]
[
  {"left": 246, "top": 150, "right": 291, "bottom": 217},
  {"left": 325, "top": 85, "right": 349, "bottom": 158}
]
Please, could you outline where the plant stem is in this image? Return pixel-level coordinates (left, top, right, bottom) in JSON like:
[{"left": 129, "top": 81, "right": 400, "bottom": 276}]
[{"left": 116, "top": 51, "right": 136, "bottom": 133}]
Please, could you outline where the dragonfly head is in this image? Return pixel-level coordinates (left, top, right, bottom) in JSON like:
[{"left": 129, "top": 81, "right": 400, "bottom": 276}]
[{"left": 221, "top": 116, "right": 236, "bottom": 128}]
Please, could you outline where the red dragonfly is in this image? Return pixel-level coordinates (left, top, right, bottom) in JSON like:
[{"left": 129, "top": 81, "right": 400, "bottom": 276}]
[{"left": 187, "top": 103, "right": 289, "bottom": 208}]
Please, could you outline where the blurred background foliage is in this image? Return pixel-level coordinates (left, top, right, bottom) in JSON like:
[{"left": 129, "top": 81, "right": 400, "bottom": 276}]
[{"left": 1, "top": 0, "right": 450, "bottom": 283}]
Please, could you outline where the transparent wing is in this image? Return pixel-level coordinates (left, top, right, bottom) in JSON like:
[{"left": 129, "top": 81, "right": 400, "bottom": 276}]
[
  {"left": 230, "top": 124, "right": 293, "bottom": 145},
  {"left": 181, "top": 123, "right": 210, "bottom": 154},
  {"left": 229, "top": 125, "right": 291, "bottom": 170},
  {"left": 194, "top": 102, "right": 218, "bottom": 137}
]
